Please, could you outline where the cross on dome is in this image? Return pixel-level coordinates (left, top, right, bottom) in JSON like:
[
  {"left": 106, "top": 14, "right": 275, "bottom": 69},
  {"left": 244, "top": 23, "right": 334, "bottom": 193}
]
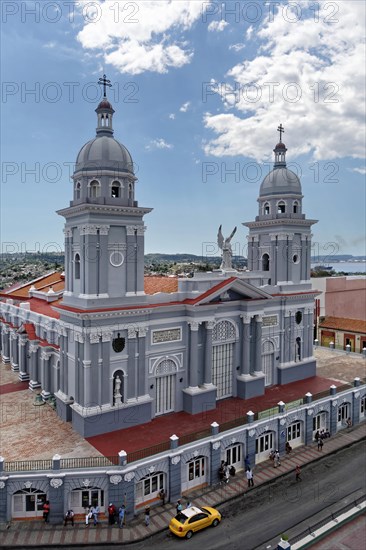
[
  {"left": 98, "top": 74, "right": 112, "bottom": 98},
  {"left": 277, "top": 123, "right": 284, "bottom": 142}
]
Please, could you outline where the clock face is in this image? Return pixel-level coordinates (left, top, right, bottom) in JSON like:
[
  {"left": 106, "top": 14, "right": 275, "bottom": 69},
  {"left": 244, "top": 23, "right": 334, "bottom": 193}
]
[{"left": 110, "top": 251, "right": 124, "bottom": 267}]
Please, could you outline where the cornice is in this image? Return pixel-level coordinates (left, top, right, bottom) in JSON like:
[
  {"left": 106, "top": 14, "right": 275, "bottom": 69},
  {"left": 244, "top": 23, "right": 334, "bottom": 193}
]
[
  {"left": 243, "top": 218, "right": 318, "bottom": 229},
  {"left": 57, "top": 204, "right": 153, "bottom": 219}
]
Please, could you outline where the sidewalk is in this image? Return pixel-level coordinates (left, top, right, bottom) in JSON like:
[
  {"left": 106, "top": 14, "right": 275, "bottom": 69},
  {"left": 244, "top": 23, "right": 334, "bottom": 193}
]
[{"left": 1, "top": 424, "right": 365, "bottom": 548}]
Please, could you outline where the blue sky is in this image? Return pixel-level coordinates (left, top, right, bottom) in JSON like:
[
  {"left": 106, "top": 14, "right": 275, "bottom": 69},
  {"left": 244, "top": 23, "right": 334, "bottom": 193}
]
[{"left": 1, "top": 0, "right": 365, "bottom": 259}]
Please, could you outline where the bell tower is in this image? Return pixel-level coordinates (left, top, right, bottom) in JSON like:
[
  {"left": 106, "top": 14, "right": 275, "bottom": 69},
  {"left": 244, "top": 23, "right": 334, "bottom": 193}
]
[
  {"left": 57, "top": 75, "right": 152, "bottom": 309},
  {"left": 244, "top": 125, "right": 317, "bottom": 286}
]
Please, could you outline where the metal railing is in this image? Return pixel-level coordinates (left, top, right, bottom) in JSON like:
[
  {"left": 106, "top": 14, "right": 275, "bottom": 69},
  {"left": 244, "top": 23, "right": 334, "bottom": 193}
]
[
  {"left": 5, "top": 459, "right": 53, "bottom": 472},
  {"left": 60, "top": 456, "right": 119, "bottom": 469}
]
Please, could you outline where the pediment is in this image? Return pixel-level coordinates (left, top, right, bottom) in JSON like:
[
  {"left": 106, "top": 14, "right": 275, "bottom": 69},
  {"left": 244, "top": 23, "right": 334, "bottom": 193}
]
[{"left": 194, "top": 278, "right": 272, "bottom": 305}]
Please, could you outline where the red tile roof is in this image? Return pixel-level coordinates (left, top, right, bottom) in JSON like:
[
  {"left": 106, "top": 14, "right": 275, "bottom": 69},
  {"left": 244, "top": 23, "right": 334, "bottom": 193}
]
[
  {"left": 319, "top": 316, "right": 366, "bottom": 334},
  {"left": 1, "top": 272, "right": 64, "bottom": 299},
  {"left": 144, "top": 276, "right": 178, "bottom": 294}
]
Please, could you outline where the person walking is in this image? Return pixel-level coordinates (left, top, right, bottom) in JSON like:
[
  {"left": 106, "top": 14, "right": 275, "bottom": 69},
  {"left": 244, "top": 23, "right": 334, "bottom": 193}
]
[
  {"left": 108, "top": 502, "right": 116, "bottom": 525},
  {"left": 246, "top": 468, "right": 254, "bottom": 488},
  {"left": 42, "top": 500, "right": 50, "bottom": 523},
  {"left": 176, "top": 499, "right": 183, "bottom": 513},
  {"left": 295, "top": 465, "right": 302, "bottom": 482},
  {"left": 158, "top": 488, "right": 166, "bottom": 506},
  {"left": 274, "top": 450, "right": 281, "bottom": 468},
  {"left": 318, "top": 437, "right": 324, "bottom": 451},
  {"left": 144, "top": 505, "right": 150, "bottom": 526},
  {"left": 118, "top": 505, "right": 125, "bottom": 528}
]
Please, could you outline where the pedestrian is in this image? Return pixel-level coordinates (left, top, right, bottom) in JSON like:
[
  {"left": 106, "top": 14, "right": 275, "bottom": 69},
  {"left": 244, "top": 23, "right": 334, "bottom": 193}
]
[
  {"left": 158, "top": 488, "right": 166, "bottom": 505},
  {"left": 224, "top": 463, "right": 230, "bottom": 484},
  {"left": 108, "top": 502, "right": 116, "bottom": 525},
  {"left": 274, "top": 450, "right": 281, "bottom": 468},
  {"left": 346, "top": 417, "right": 352, "bottom": 428},
  {"left": 315, "top": 430, "right": 320, "bottom": 442},
  {"left": 42, "top": 500, "right": 50, "bottom": 523},
  {"left": 244, "top": 454, "right": 251, "bottom": 470},
  {"left": 295, "top": 465, "right": 302, "bottom": 482},
  {"left": 118, "top": 505, "right": 125, "bottom": 528},
  {"left": 285, "top": 442, "right": 292, "bottom": 454},
  {"left": 144, "top": 505, "right": 150, "bottom": 526},
  {"left": 64, "top": 509, "right": 74, "bottom": 527},
  {"left": 246, "top": 468, "right": 254, "bottom": 488},
  {"left": 318, "top": 437, "right": 324, "bottom": 451},
  {"left": 186, "top": 500, "right": 192, "bottom": 509},
  {"left": 176, "top": 499, "right": 183, "bottom": 513}
]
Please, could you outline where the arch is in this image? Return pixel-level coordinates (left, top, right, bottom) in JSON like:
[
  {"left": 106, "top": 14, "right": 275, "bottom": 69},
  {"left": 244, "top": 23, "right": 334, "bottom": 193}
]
[
  {"left": 277, "top": 200, "right": 286, "bottom": 214},
  {"left": 212, "top": 320, "right": 237, "bottom": 343},
  {"left": 128, "top": 182, "right": 134, "bottom": 199},
  {"left": 262, "top": 253, "right": 270, "bottom": 271},
  {"left": 155, "top": 358, "right": 178, "bottom": 376},
  {"left": 12, "top": 487, "right": 47, "bottom": 519},
  {"left": 154, "top": 359, "right": 177, "bottom": 415},
  {"left": 255, "top": 430, "right": 275, "bottom": 463},
  {"left": 293, "top": 200, "right": 299, "bottom": 214},
  {"left": 262, "top": 340, "right": 275, "bottom": 386},
  {"left": 136, "top": 471, "right": 165, "bottom": 505},
  {"left": 286, "top": 419, "right": 304, "bottom": 448},
  {"left": 70, "top": 486, "right": 104, "bottom": 513},
  {"left": 74, "top": 253, "right": 80, "bottom": 279},
  {"left": 111, "top": 180, "right": 121, "bottom": 198},
  {"left": 75, "top": 182, "right": 81, "bottom": 199},
  {"left": 89, "top": 180, "right": 101, "bottom": 198},
  {"left": 296, "top": 336, "right": 301, "bottom": 361},
  {"left": 263, "top": 202, "right": 270, "bottom": 215}
]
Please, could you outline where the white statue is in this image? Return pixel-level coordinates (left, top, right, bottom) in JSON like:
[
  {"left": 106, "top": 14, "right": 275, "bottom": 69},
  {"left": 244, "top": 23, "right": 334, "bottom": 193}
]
[
  {"left": 217, "top": 225, "right": 237, "bottom": 270},
  {"left": 114, "top": 375, "right": 122, "bottom": 402}
]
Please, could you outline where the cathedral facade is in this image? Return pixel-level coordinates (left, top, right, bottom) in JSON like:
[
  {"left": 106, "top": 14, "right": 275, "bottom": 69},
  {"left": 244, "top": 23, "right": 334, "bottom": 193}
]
[{"left": 1, "top": 96, "right": 319, "bottom": 438}]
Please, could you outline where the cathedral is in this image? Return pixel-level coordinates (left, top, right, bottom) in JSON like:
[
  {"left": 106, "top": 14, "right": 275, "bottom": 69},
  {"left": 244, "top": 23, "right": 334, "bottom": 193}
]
[{"left": 0, "top": 88, "right": 319, "bottom": 438}]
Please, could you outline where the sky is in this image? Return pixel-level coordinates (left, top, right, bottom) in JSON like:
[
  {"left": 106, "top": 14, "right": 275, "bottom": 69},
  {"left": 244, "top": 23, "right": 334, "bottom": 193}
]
[{"left": 1, "top": 0, "right": 365, "bottom": 261}]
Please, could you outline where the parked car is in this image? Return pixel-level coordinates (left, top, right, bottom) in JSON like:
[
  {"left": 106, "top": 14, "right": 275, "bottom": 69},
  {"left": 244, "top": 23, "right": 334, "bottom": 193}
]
[{"left": 169, "top": 505, "right": 221, "bottom": 539}]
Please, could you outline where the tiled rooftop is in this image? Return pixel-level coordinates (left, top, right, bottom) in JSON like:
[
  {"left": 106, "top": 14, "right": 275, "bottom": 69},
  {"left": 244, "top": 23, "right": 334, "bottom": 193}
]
[{"left": 319, "top": 316, "right": 366, "bottom": 334}]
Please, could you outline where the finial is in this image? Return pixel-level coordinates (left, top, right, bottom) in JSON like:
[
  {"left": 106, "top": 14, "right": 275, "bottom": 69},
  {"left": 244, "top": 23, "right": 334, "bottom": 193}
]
[
  {"left": 98, "top": 74, "right": 112, "bottom": 98},
  {"left": 277, "top": 123, "right": 284, "bottom": 142}
]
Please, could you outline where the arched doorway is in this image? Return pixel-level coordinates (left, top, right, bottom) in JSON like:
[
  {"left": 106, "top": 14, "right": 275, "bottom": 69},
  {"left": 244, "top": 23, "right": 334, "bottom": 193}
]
[
  {"left": 12, "top": 488, "right": 47, "bottom": 519},
  {"left": 155, "top": 359, "right": 177, "bottom": 415},
  {"left": 262, "top": 340, "right": 275, "bottom": 386},
  {"left": 70, "top": 486, "right": 105, "bottom": 514},
  {"left": 212, "top": 320, "right": 236, "bottom": 399}
]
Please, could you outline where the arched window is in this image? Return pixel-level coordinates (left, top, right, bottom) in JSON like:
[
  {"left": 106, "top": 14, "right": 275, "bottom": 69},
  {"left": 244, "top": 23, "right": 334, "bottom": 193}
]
[
  {"left": 113, "top": 370, "right": 124, "bottom": 405},
  {"left": 75, "top": 182, "right": 81, "bottom": 199},
  {"left": 293, "top": 201, "right": 299, "bottom": 214},
  {"left": 277, "top": 201, "right": 286, "bottom": 214},
  {"left": 263, "top": 202, "right": 270, "bottom": 215},
  {"left": 296, "top": 337, "right": 301, "bottom": 360},
  {"left": 111, "top": 181, "right": 121, "bottom": 198},
  {"left": 262, "top": 253, "right": 270, "bottom": 271},
  {"left": 74, "top": 253, "right": 80, "bottom": 279},
  {"left": 128, "top": 183, "right": 133, "bottom": 199},
  {"left": 89, "top": 180, "right": 100, "bottom": 198}
]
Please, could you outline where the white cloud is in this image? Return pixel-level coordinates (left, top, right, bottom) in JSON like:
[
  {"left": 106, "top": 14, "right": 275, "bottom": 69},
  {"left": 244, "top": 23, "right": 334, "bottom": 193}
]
[
  {"left": 246, "top": 25, "right": 253, "bottom": 39},
  {"left": 43, "top": 42, "right": 56, "bottom": 49},
  {"left": 208, "top": 20, "right": 228, "bottom": 32},
  {"left": 146, "top": 138, "right": 173, "bottom": 151},
  {"left": 352, "top": 167, "right": 366, "bottom": 175},
  {"left": 180, "top": 101, "right": 191, "bottom": 113},
  {"left": 229, "top": 43, "right": 246, "bottom": 52},
  {"left": 77, "top": 0, "right": 202, "bottom": 74},
  {"left": 169, "top": 113, "right": 175, "bottom": 120},
  {"left": 204, "top": 1, "right": 366, "bottom": 162}
]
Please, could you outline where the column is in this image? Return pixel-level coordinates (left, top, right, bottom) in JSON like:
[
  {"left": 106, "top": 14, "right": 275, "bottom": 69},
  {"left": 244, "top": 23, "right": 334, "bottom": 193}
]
[
  {"left": 64, "top": 228, "right": 72, "bottom": 292},
  {"left": 300, "top": 235, "right": 307, "bottom": 281},
  {"left": 283, "top": 313, "right": 290, "bottom": 363},
  {"left": 240, "top": 315, "right": 251, "bottom": 376},
  {"left": 83, "top": 338, "right": 92, "bottom": 407},
  {"left": 126, "top": 226, "right": 137, "bottom": 294},
  {"left": 41, "top": 350, "right": 52, "bottom": 399},
  {"left": 204, "top": 321, "right": 214, "bottom": 385},
  {"left": 59, "top": 332, "right": 67, "bottom": 395},
  {"left": 127, "top": 327, "right": 138, "bottom": 399},
  {"left": 286, "top": 234, "right": 293, "bottom": 282},
  {"left": 10, "top": 331, "right": 19, "bottom": 371},
  {"left": 98, "top": 225, "right": 110, "bottom": 295},
  {"left": 138, "top": 326, "right": 148, "bottom": 395},
  {"left": 270, "top": 235, "right": 277, "bottom": 284},
  {"left": 136, "top": 227, "right": 146, "bottom": 294},
  {"left": 188, "top": 322, "right": 199, "bottom": 387},
  {"left": 307, "top": 308, "right": 314, "bottom": 358},
  {"left": 253, "top": 315, "right": 263, "bottom": 374},
  {"left": 18, "top": 336, "right": 29, "bottom": 380},
  {"left": 29, "top": 342, "right": 41, "bottom": 389},
  {"left": 1, "top": 325, "right": 10, "bottom": 363},
  {"left": 246, "top": 236, "right": 253, "bottom": 271}
]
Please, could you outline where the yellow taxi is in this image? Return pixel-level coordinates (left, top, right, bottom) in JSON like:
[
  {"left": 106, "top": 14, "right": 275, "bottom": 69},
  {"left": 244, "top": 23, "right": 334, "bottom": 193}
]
[{"left": 169, "top": 505, "right": 221, "bottom": 539}]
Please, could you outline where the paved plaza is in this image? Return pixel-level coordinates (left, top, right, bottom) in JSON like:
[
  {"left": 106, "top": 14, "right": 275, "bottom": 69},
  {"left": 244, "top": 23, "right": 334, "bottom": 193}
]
[{"left": 0, "top": 348, "right": 365, "bottom": 461}]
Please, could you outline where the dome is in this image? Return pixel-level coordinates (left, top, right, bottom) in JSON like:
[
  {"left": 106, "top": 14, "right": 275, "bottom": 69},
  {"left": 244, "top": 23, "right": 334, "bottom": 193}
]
[
  {"left": 274, "top": 142, "right": 286, "bottom": 150},
  {"left": 98, "top": 98, "right": 113, "bottom": 109},
  {"left": 75, "top": 136, "right": 134, "bottom": 175},
  {"left": 260, "top": 167, "right": 301, "bottom": 197}
]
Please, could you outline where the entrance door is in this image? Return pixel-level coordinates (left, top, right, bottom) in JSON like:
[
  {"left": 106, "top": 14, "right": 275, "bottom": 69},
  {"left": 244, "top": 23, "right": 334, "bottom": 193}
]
[
  {"left": 337, "top": 403, "right": 351, "bottom": 428},
  {"left": 225, "top": 444, "right": 243, "bottom": 471},
  {"left": 255, "top": 432, "right": 274, "bottom": 463},
  {"left": 344, "top": 334, "right": 355, "bottom": 352},
  {"left": 12, "top": 489, "right": 46, "bottom": 518},
  {"left": 287, "top": 421, "right": 303, "bottom": 448},
  {"left": 70, "top": 488, "right": 105, "bottom": 514},
  {"left": 262, "top": 341, "right": 274, "bottom": 386},
  {"left": 212, "top": 343, "right": 233, "bottom": 398},
  {"left": 313, "top": 412, "right": 327, "bottom": 439},
  {"left": 155, "top": 359, "right": 176, "bottom": 416},
  {"left": 185, "top": 456, "right": 207, "bottom": 491}
]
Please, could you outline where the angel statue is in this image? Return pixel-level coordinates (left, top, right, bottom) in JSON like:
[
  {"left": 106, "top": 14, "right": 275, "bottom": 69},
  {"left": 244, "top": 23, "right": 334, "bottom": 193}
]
[{"left": 217, "top": 225, "right": 237, "bottom": 270}]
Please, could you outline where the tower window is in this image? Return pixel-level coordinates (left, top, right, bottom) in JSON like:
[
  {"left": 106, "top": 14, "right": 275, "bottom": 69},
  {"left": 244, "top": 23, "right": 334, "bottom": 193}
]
[
  {"left": 128, "top": 183, "right": 133, "bottom": 199},
  {"left": 263, "top": 203, "right": 270, "bottom": 215},
  {"left": 277, "top": 201, "right": 286, "bottom": 214},
  {"left": 74, "top": 254, "right": 80, "bottom": 279},
  {"left": 262, "top": 253, "right": 270, "bottom": 271},
  {"left": 111, "top": 181, "right": 121, "bottom": 198},
  {"left": 75, "top": 182, "right": 81, "bottom": 199},
  {"left": 293, "top": 201, "right": 299, "bottom": 214},
  {"left": 89, "top": 180, "right": 100, "bottom": 198}
]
